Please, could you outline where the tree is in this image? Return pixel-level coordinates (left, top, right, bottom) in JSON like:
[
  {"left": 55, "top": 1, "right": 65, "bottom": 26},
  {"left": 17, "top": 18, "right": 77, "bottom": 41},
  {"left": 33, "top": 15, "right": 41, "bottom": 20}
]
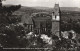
[
  {"left": 0, "top": 0, "right": 21, "bottom": 24},
  {"left": 0, "top": 0, "right": 22, "bottom": 48},
  {"left": 2, "top": 5, "right": 21, "bottom": 16}
]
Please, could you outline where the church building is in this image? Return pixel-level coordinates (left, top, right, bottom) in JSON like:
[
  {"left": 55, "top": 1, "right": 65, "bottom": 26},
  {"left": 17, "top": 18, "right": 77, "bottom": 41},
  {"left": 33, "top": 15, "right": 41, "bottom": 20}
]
[{"left": 21, "top": 4, "right": 61, "bottom": 37}]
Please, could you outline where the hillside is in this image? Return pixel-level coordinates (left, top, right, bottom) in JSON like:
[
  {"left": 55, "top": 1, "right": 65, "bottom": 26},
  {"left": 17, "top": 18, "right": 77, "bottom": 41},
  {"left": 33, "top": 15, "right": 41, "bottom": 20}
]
[
  {"left": 16, "top": 6, "right": 49, "bottom": 14},
  {"left": 13, "top": 6, "right": 80, "bottom": 15},
  {"left": 13, "top": 6, "right": 80, "bottom": 22},
  {"left": 32, "top": 6, "right": 80, "bottom": 12},
  {"left": 60, "top": 7, "right": 80, "bottom": 12},
  {"left": 2, "top": 5, "right": 79, "bottom": 23},
  {"left": 3, "top": 4, "right": 80, "bottom": 12}
]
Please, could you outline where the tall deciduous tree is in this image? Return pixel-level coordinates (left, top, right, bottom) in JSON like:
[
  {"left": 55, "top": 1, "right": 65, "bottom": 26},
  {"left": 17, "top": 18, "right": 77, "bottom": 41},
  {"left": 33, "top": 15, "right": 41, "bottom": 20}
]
[{"left": 0, "top": 0, "right": 22, "bottom": 48}]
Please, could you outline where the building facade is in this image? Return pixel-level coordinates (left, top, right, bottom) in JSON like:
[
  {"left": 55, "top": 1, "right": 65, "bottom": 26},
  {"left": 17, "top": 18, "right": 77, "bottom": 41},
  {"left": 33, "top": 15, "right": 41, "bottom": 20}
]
[
  {"left": 31, "top": 12, "right": 52, "bottom": 34},
  {"left": 21, "top": 4, "right": 61, "bottom": 36}
]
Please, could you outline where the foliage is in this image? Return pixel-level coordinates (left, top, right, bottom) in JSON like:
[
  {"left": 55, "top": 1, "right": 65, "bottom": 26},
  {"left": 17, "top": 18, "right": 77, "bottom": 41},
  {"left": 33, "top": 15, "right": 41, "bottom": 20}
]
[
  {"left": 0, "top": 0, "right": 24, "bottom": 48},
  {"left": 2, "top": 5, "right": 21, "bottom": 16},
  {"left": 61, "top": 18, "right": 80, "bottom": 34}
]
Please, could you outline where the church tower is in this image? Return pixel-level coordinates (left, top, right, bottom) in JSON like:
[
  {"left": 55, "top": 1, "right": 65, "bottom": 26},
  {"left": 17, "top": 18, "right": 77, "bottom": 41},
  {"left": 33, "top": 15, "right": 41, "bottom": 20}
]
[{"left": 52, "top": 4, "right": 60, "bottom": 37}]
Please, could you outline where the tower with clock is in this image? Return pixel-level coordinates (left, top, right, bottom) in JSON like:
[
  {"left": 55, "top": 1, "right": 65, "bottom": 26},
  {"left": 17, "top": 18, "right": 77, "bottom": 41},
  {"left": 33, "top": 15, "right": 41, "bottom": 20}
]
[{"left": 52, "top": 4, "right": 61, "bottom": 37}]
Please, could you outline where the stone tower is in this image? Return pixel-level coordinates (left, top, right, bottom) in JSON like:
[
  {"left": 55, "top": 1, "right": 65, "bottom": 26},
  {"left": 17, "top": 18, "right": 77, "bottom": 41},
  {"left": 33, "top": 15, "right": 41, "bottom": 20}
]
[{"left": 52, "top": 4, "right": 60, "bottom": 37}]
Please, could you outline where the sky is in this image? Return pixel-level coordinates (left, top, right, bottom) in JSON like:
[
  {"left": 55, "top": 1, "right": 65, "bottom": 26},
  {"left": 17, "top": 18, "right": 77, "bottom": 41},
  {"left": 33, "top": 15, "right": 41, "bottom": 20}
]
[{"left": 2, "top": 0, "right": 80, "bottom": 8}]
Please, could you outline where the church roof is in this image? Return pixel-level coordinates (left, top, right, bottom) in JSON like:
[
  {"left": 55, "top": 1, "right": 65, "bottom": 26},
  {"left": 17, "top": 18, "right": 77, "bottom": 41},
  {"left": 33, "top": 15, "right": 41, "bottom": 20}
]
[{"left": 31, "top": 12, "right": 51, "bottom": 18}]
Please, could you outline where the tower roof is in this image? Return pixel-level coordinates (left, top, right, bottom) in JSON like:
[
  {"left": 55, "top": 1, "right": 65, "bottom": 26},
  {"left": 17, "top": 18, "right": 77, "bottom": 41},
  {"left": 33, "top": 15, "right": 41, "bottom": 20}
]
[{"left": 54, "top": 4, "right": 59, "bottom": 7}]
